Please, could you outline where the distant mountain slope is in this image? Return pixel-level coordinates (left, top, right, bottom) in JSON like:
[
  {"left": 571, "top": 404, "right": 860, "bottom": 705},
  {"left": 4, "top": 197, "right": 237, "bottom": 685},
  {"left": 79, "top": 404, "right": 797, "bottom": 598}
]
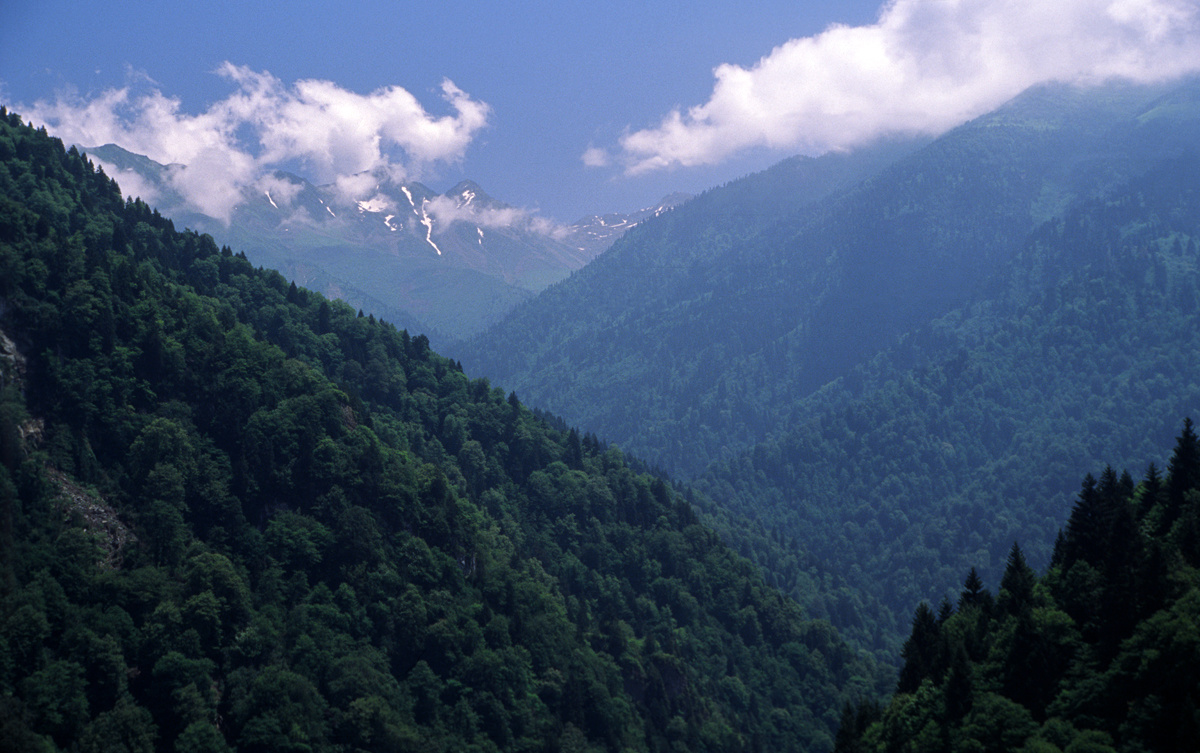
[
  {"left": 699, "top": 152, "right": 1200, "bottom": 644},
  {"left": 563, "top": 192, "right": 693, "bottom": 257},
  {"left": 0, "top": 110, "right": 882, "bottom": 752},
  {"left": 455, "top": 78, "right": 1200, "bottom": 657},
  {"left": 458, "top": 80, "right": 1197, "bottom": 479},
  {"left": 83, "top": 145, "right": 669, "bottom": 345}
]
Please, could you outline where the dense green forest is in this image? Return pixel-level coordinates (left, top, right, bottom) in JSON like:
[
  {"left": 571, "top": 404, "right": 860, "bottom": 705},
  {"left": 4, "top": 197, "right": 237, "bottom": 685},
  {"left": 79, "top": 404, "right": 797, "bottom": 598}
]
[
  {"left": 457, "top": 79, "right": 1200, "bottom": 659},
  {"left": 697, "top": 150, "right": 1200, "bottom": 655},
  {"left": 458, "top": 81, "right": 1198, "bottom": 479},
  {"left": 0, "top": 111, "right": 884, "bottom": 752},
  {"left": 835, "top": 420, "right": 1200, "bottom": 753}
]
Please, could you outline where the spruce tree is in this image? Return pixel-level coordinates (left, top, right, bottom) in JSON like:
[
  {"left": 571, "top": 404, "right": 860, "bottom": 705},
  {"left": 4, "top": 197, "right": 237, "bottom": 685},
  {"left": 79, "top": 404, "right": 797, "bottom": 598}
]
[
  {"left": 1062, "top": 473, "right": 1102, "bottom": 568},
  {"left": 1165, "top": 417, "right": 1199, "bottom": 531},
  {"left": 897, "top": 602, "right": 941, "bottom": 693},
  {"left": 1137, "top": 463, "right": 1164, "bottom": 519},
  {"left": 998, "top": 542, "right": 1036, "bottom": 616},
  {"left": 958, "top": 567, "right": 986, "bottom": 612}
]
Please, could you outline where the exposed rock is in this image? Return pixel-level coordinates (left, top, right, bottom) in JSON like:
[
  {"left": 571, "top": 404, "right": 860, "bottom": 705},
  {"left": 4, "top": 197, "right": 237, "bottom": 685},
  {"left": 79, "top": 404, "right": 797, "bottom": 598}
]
[
  {"left": 0, "top": 326, "right": 26, "bottom": 390},
  {"left": 46, "top": 467, "right": 134, "bottom": 570}
]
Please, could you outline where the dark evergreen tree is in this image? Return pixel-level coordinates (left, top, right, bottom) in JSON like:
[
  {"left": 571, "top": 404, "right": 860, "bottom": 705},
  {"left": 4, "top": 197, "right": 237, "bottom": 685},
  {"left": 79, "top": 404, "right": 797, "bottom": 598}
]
[
  {"left": 897, "top": 602, "right": 941, "bottom": 694},
  {"left": 1165, "top": 417, "right": 1199, "bottom": 531},
  {"left": 1062, "top": 473, "right": 1102, "bottom": 569},
  {"left": 998, "top": 542, "right": 1036, "bottom": 617},
  {"left": 958, "top": 567, "right": 987, "bottom": 613},
  {"left": 1138, "top": 463, "right": 1164, "bottom": 519},
  {"left": 943, "top": 641, "right": 973, "bottom": 723},
  {"left": 936, "top": 597, "right": 954, "bottom": 625},
  {"left": 833, "top": 699, "right": 881, "bottom": 753}
]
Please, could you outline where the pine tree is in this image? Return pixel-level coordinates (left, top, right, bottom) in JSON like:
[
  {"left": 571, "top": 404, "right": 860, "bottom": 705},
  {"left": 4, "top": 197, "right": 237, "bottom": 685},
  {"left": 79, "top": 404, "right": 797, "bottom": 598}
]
[
  {"left": 1062, "top": 473, "right": 1102, "bottom": 568},
  {"left": 958, "top": 567, "right": 986, "bottom": 612},
  {"left": 1165, "top": 417, "right": 1199, "bottom": 531},
  {"left": 1137, "top": 463, "right": 1164, "bottom": 519},
  {"left": 833, "top": 700, "right": 881, "bottom": 753},
  {"left": 943, "top": 641, "right": 973, "bottom": 722},
  {"left": 998, "top": 543, "right": 1036, "bottom": 616},
  {"left": 565, "top": 428, "right": 583, "bottom": 470},
  {"left": 897, "top": 602, "right": 941, "bottom": 693}
]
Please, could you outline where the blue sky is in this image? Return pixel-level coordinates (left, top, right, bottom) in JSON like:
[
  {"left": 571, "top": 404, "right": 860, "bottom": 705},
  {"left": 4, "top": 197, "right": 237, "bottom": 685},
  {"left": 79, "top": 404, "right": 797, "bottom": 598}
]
[{"left": 3, "top": 0, "right": 1199, "bottom": 224}]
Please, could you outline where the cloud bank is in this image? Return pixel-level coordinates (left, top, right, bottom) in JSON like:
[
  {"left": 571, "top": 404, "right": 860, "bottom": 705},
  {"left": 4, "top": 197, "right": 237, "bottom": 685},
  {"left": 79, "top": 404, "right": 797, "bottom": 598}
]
[
  {"left": 24, "top": 64, "right": 490, "bottom": 221},
  {"left": 606, "top": 0, "right": 1200, "bottom": 174}
]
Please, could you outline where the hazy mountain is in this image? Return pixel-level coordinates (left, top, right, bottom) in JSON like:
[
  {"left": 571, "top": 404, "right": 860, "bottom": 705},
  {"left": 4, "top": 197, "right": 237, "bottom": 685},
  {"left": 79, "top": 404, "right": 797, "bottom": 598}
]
[
  {"left": 457, "top": 81, "right": 1199, "bottom": 475},
  {"left": 563, "top": 192, "right": 694, "bottom": 257},
  {"left": 455, "top": 77, "right": 1200, "bottom": 654},
  {"left": 82, "top": 145, "right": 655, "bottom": 345}
]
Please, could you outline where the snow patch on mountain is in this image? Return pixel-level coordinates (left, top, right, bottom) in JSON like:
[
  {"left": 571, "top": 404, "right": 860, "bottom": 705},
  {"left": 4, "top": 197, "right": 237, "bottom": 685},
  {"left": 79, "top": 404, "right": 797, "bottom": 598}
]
[
  {"left": 419, "top": 202, "right": 441, "bottom": 255},
  {"left": 357, "top": 197, "right": 389, "bottom": 213}
]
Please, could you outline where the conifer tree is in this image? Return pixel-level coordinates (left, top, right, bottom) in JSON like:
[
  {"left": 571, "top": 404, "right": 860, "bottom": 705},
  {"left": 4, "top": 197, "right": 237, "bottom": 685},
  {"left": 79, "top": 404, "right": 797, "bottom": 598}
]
[
  {"left": 897, "top": 602, "right": 940, "bottom": 694},
  {"left": 943, "top": 641, "right": 973, "bottom": 722},
  {"left": 1165, "top": 417, "right": 1199, "bottom": 531},
  {"left": 1062, "top": 473, "right": 1102, "bottom": 568},
  {"left": 958, "top": 567, "right": 986, "bottom": 612},
  {"left": 1138, "top": 463, "right": 1164, "bottom": 519},
  {"left": 998, "top": 542, "right": 1035, "bottom": 616}
]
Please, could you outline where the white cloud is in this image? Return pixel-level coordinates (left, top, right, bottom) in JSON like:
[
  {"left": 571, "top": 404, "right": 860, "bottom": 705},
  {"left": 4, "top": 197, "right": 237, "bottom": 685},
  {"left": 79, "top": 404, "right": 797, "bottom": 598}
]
[
  {"left": 255, "top": 173, "right": 305, "bottom": 208},
  {"left": 331, "top": 171, "right": 382, "bottom": 206},
  {"left": 610, "top": 0, "right": 1200, "bottom": 174},
  {"left": 22, "top": 65, "right": 491, "bottom": 222},
  {"left": 424, "top": 194, "right": 525, "bottom": 229},
  {"left": 421, "top": 194, "right": 568, "bottom": 240},
  {"left": 581, "top": 146, "right": 611, "bottom": 168}
]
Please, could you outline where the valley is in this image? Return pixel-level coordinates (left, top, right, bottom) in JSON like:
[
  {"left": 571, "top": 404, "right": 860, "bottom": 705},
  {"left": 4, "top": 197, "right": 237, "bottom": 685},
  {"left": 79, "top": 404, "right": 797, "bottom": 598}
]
[{"left": 2, "top": 74, "right": 1200, "bottom": 753}]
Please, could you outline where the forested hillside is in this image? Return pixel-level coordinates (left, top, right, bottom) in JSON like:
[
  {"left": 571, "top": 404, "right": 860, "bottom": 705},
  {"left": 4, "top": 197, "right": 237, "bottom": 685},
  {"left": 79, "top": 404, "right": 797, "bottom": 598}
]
[
  {"left": 458, "top": 80, "right": 1196, "bottom": 479},
  {"left": 456, "top": 78, "right": 1200, "bottom": 658},
  {"left": 698, "top": 151, "right": 1200, "bottom": 655},
  {"left": 0, "top": 112, "right": 882, "bottom": 752},
  {"left": 835, "top": 421, "right": 1200, "bottom": 753}
]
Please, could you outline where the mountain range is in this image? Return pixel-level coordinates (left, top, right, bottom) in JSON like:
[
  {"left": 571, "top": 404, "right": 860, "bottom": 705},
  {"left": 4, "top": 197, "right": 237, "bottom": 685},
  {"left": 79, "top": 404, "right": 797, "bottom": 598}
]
[
  {"left": 83, "top": 142, "right": 690, "bottom": 344},
  {"left": 456, "top": 76, "right": 1200, "bottom": 657},
  {"left": 5, "top": 70, "right": 1200, "bottom": 753}
]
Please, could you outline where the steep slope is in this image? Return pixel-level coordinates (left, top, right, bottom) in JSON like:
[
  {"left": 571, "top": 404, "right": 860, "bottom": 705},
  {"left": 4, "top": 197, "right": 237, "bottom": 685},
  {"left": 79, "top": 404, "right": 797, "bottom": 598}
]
[
  {"left": 698, "top": 152, "right": 1200, "bottom": 649},
  {"left": 457, "top": 79, "right": 1197, "bottom": 479},
  {"left": 0, "top": 111, "right": 882, "bottom": 752},
  {"left": 456, "top": 78, "right": 1200, "bottom": 658}
]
